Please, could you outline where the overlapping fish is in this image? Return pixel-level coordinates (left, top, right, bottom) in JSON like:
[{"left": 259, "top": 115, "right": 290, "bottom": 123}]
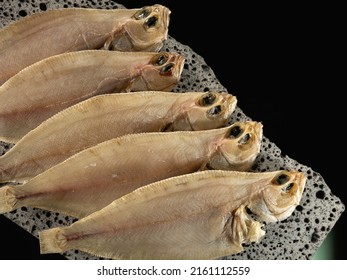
[
  {"left": 38, "top": 169, "right": 306, "bottom": 259},
  {"left": 0, "top": 51, "right": 184, "bottom": 143},
  {"left": 0, "top": 122, "right": 263, "bottom": 218},
  {"left": 0, "top": 5, "right": 170, "bottom": 84},
  {"left": 0, "top": 91, "right": 237, "bottom": 184}
]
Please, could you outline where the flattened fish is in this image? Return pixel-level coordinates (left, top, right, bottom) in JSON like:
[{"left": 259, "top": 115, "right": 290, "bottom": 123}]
[
  {"left": 38, "top": 169, "right": 306, "bottom": 259},
  {"left": 0, "top": 50, "right": 184, "bottom": 143},
  {"left": 0, "top": 5, "right": 170, "bottom": 85},
  {"left": 0, "top": 122, "right": 262, "bottom": 218},
  {"left": 0, "top": 91, "right": 237, "bottom": 183}
]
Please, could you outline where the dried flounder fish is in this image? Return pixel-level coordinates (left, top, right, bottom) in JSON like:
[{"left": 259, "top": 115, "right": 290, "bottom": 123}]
[
  {"left": 0, "top": 5, "right": 170, "bottom": 85},
  {"left": 0, "top": 122, "right": 262, "bottom": 218},
  {"left": 0, "top": 51, "right": 184, "bottom": 143},
  {"left": 38, "top": 169, "right": 306, "bottom": 260},
  {"left": 0, "top": 91, "right": 237, "bottom": 184}
]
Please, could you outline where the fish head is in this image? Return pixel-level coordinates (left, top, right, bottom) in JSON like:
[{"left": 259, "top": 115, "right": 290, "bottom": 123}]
[
  {"left": 172, "top": 92, "right": 238, "bottom": 131},
  {"left": 121, "top": 5, "right": 170, "bottom": 52},
  {"left": 131, "top": 52, "right": 184, "bottom": 92},
  {"left": 208, "top": 121, "right": 263, "bottom": 171},
  {"left": 248, "top": 171, "right": 307, "bottom": 223}
]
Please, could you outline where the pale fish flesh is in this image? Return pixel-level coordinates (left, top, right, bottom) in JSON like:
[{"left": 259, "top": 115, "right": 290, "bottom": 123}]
[
  {"left": 38, "top": 169, "right": 306, "bottom": 259},
  {"left": 0, "top": 50, "right": 184, "bottom": 143},
  {"left": 0, "top": 122, "right": 263, "bottom": 218},
  {"left": 0, "top": 5, "right": 170, "bottom": 85},
  {"left": 0, "top": 91, "right": 237, "bottom": 184}
]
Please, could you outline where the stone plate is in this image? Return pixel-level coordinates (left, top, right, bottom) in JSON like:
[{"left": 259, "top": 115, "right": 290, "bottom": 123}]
[{"left": 0, "top": 0, "right": 344, "bottom": 260}]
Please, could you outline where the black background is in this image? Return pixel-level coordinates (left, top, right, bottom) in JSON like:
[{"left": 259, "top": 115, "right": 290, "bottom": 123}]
[{"left": 0, "top": 1, "right": 345, "bottom": 259}]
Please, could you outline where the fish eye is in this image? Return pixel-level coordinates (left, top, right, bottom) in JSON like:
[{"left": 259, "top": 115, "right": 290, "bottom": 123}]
[
  {"left": 207, "top": 105, "right": 222, "bottom": 116},
  {"left": 273, "top": 173, "right": 290, "bottom": 185},
  {"left": 283, "top": 182, "right": 294, "bottom": 192},
  {"left": 200, "top": 93, "right": 216, "bottom": 106},
  {"left": 160, "top": 63, "right": 174, "bottom": 75},
  {"left": 154, "top": 54, "right": 168, "bottom": 66},
  {"left": 145, "top": 16, "right": 158, "bottom": 28},
  {"left": 133, "top": 8, "right": 151, "bottom": 20},
  {"left": 229, "top": 125, "right": 243, "bottom": 138},
  {"left": 238, "top": 133, "right": 251, "bottom": 144}
]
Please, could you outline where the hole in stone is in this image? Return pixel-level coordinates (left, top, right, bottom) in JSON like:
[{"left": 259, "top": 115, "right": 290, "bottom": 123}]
[
  {"left": 18, "top": 10, "right": 27, "bottom": 17},
  {"left": 316, "top": 190, "right": 325, "bottom": 199},
  {"left": 201, "top": 64, "right": 210, "bottom": 71},
  {"left": 39, "top": 3, "right": 47, "bottom": 11},
  {"left": 311, "top": 232, "right": 320, "bottom": 243}
]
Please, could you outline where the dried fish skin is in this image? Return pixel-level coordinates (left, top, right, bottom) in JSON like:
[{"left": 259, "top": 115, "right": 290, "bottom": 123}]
[
  {"left": 0, "top": 122, "right": 262, "bottom": 218},
  {"left": 0, "top": 50, "right": 184, "bottom": 143},
  {"left": 0, "top": 91, "right": 237, "bottom": 183},
  {"left": 38, "top": 169, "right": 306, "bottom": 260},
  {"left": 0, "top": 5, "right": 171, "bottom": 85}
]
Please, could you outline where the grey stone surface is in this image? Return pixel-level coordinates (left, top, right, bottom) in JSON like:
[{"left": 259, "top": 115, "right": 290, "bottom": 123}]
[{"left": 0, "top": 0, "right": 344, "bottom": 260}]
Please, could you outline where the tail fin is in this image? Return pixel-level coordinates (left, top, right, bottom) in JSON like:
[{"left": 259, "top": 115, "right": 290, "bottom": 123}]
[
  {"left": 39, "top": 228, "right": 68, "bottom": 254},
  {"left": 0, "top": 186, "right": 17, "bottom": 213}
]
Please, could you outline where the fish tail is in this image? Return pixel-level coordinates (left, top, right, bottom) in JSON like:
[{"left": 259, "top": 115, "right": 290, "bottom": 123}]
[
  {"left": 0, "top": 185, "right": 19, "bottom": 213},
  {"left": 39, "top": 227, "right": 68, "bottom": 254}
]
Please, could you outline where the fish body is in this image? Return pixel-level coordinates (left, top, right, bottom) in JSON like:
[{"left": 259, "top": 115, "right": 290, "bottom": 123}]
[
  {"left": 0, "top": 50, "right": 184, "bottom": 143},
  {"left": 0, "top": 122, "right": 263, "bottom": 218},
  {"left": 0, "top": 91, "right": 237, "bottom": 183},
  {"left": 0, "top": 5, "right": 170, "bottom": 85},
  {"left": 38, "top": 169, "right": 306, "bottom": 259}
]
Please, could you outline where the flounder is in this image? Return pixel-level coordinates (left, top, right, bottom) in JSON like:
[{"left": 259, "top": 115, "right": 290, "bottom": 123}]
[
  {"left": 0, "top": 91, "right": 237, "bottom": 184},
  {"left": 0, "top": 50, "right": 184, "bottom": 143},
  {"left": 0, "top": 5, "right": 170, "bottom": 84},
  {"left": 38, "top": 169, "right": 306, "bottom": 259},
  {"left": 0, "top": 122, "right": 263, "bottom": 218}
]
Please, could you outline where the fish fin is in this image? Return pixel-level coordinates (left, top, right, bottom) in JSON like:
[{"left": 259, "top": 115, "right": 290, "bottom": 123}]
[
  {"left": 39, "top": 227, "right": 68, "bottom": 254},
  {"left": 231, "top": 205, "right": 265, "bottom": 249},
  {"left": 101, "top": 36, "right": 113, "bottom": 50},
  {"left": 0, "top": 186, "right": 17, "bottom": 214},
  {"left": 197, "top": 161, "right": 213, "bottom": 171},
  {"left": 0, "top": 9, "right": 70, "bottom": 41},
  {"left": 1, "top": 50, "right": 102, "bottom": 92},
  {"left": 160, "top": 122, "right": 174, "bottom": 132}
]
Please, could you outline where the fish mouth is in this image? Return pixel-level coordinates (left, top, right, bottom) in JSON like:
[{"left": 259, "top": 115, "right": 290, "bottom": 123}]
[
  {"left": 169, "top": 54, "right": 185, "bottom": 80},
  {"left": 176, "top": 56, "right": 185, "bottom": 78},
  {"left": 219, "top": 93, "right": 237, "bottom": 123},
  {"left": 293, "top": 171, "right": 307, "bottom": 203},
  {"left": 248, "top": 121, "right": 262, "bottom": 137},
  {"left": 156, "top": 4, "right": 171, "bottom": 39},
  {"left": 241, "top": 121, "right": 263, "bottom": 145},
  {"left": 245, "top": 121, "right": 263, "bottom": 149},
  {"left": 253, "top": 122, "right": 263, "bottom": 144}
]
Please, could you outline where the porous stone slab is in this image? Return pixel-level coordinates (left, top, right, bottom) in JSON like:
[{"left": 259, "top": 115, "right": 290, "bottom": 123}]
[{"left": 0, "top": 0, "right": 344, "bottom": 260}]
